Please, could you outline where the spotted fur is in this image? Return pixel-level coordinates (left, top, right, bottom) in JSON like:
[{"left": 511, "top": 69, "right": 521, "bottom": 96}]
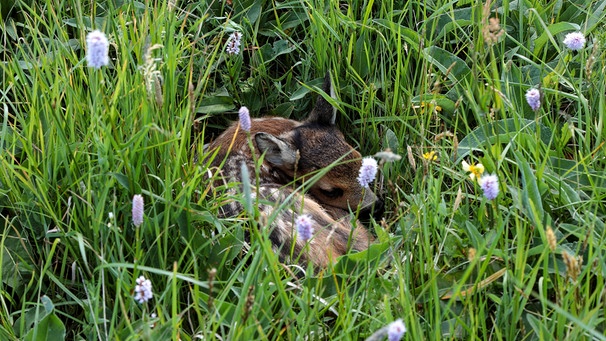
[{"left": 204, "top": 74, "right": 378, "bottom": 268}]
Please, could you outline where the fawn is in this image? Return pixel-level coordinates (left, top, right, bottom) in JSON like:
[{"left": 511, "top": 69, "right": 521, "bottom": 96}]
[{"left": 205, "top": 74, "right": 379, "bottom": 268}]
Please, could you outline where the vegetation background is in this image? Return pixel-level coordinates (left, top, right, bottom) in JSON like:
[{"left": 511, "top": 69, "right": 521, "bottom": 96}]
[{"left": 1, "top": 0, "right": 605, "bottom": 339}]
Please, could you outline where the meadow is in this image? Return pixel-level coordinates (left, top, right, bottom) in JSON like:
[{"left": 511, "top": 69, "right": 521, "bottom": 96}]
[{"left": 1, "top": 0, "right": 606, "bottom": 339}]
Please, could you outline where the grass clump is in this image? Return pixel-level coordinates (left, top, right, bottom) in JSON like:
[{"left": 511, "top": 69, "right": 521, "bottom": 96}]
[{"left": 1, "top": 0, "right": 605, "bottom": 340}]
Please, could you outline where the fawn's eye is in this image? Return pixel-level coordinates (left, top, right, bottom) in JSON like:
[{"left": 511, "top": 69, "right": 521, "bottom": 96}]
[{"left": 319, "top": 187, "right": 343, "bottom": 199}]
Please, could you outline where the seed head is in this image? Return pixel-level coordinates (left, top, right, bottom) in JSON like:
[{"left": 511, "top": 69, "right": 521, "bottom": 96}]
[{"left": 546, "top": 226, "right": 557, "bottom": 252}]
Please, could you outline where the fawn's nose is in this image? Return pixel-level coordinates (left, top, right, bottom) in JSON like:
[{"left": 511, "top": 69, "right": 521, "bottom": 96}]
[{"left": 359, "top": 196, "right": 384, "bottom": 223}]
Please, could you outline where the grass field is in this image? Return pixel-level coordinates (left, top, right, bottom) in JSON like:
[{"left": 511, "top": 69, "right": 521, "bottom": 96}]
[{"left": 1, "top": 0, "right": 606, "bottom": 339}]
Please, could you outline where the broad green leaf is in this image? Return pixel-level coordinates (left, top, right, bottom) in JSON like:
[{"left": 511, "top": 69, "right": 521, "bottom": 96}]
[
  {"left": 290, "top": 77, "right": 324, "bottom": 101},
  {"left": 245, "top": 2, "right": 262, "bottom": 25},
  {"left": 110, "top": 172, "right": 131, "bottom": 191},
  {"left": 259, "top": 40, "right": 296, "bottom": 65},
  {"left": 514, "top": 152, "right": 545, "bottom": 227},
  {"left": 23, "top": 313, "right": 66, "bottom": 341},
  {"left": 196, "top": 96, "right": 235, "bottom": 114},
  {"left": 533, "top": 22, "right": 579, "bottom": 56},
  {"left": 422, "top": 46, "right": 471, "bottom": 85},
  {"left": 411, "top": 94, "right": 457, "bottom": 114},
  {"left": 542, "top": 170, "right": 582, "bottom": 207},
  {"left": 383, "top": 127, "right": 399, "bottom": 153},
  {"left": 345, "top": 240, "right": 390, "bottom": 262},
  {"left": 427, "top": 7, "right": 474, "bottom": 41},
  {"left": 457, "top": 118, "right": 553, "bottom": 160},
  {"left": 586, "top": 0, "right": 606, "bottom": 31},
  {"left": 548, "top": 156, "right": 596, "bottom": 188}
]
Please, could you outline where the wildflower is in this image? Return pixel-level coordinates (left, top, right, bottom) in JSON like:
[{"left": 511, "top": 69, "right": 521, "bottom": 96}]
[
  {"left": 225, "top": 31, "right": 242, "bottom": 55},
  {"left": 296, "top": 214, "right": 314, "bottom": 242},
  {"left": 478, "top": 173, "right": 499, "bottom": 200},
  {"left": 387, "top": 319, "right": 407, "bottom": 341},
  {"left": 134, "top": 275, "right": 153, "bottom": 304},
  {"left": 462, "top": 160, "right": 484, "bottom": 181},
  {"left": 86, "top": 30, "right": 109, "bottom": 69},
  {"left": 525, "top": 88, "right": 541, "bottom": 111},
  {"left": 239, "top": 106, "right": 251, "bottom": 132},
  {"left": 132, "top": 194, "right": 144, "bottom": 227},
  {"left": 374, "top": 149, "right": 402, "bottom": 162},
  {"left": 416, "top": 102, "right": 442, "bottom": 114},
  {"left": 358, "top": 157, "right": 378, "bottom": 188},
  {"left": 563, "top": 32, "right": 586, "bottom": 51},
  {"left": 422, "top": 151, "right": 438, "bottom": 161}
]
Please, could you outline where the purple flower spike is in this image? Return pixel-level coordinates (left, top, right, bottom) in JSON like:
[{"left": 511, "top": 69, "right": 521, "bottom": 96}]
[{"left": 525, "top": 88, "right": 541, "bottom": 111}]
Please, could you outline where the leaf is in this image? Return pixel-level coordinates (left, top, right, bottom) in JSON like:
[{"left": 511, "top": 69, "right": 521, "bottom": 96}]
[
  {"left": 259, "top": 40, "right": 296, "bottom": 65},
  {"left": 245, "top": 2, "right": 262, "bottom": 25},
  {"left": 383, "top": 127, "right": 399, "bottom": 153},
  {"left": 427, "top": 7, "right": 474, "bottom": 41},
  {"left": 269, "top": 102, "right": 294, "bottom": 118},
  {"left": 514, "top": 152, "right": 546, "bottom": 228},
  {"left": 196, "top": 96, "right": 235, "bottom": 114},
  {"left": 2, "top": 228, "right": 32, "bottom": 289},
  {"left": 457, "top": 118, "right": 553, "bottom": 160},
  {"left": 372, "top": 19, "right": 421, "bottom": 52},
  {"left": 23, "top": 313, "right": 66, "bottom": 341},
  {"left": 542, "top": 171, "right": 582, "bottom": 206},
  {"left": 547, "top": 156, "right": 596, "bottom": 188},
  {"left": 411, "top": 94, "right": 457, "bottom": 114},
  {"left": 586, "top": 0, "right": 606, "bottom": 31},
  {"left": 353, "top": 34, "right": 370, "bottom": 78},
  {"left": 110, "top": 172, "right": 131, "bottom": 191},
  {"left": 345, "top": 240, "right": 390, "bottom": 262},
  {"left": 527, "top": 313, "right": 552, "bottom": 339},
  {"left": 20, "top": 296, "right": 66, "bottom": 341},
  {"left": 422, "top": 46, "right": 471, "bottom": 85},
  {"left": 533, "top": 22, "right": 579, "bottom": 56},
  {"left": 289, "top": 77, "right": 323, "bottom": 101}
]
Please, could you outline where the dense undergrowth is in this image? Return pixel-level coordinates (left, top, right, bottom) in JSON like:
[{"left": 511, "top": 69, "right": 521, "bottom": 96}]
[{"left": 1, "top": 0, "right": 606, "bottom": 339}]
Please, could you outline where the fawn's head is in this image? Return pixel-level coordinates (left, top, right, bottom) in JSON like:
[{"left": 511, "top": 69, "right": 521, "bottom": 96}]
[{"left": 254, "top": 74, "right": 378, "bottom": 212}]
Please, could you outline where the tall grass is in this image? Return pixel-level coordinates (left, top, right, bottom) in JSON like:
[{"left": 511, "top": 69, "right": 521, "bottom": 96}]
[{"left": 1, "top": 0, "right": 605, "bottom": 339}]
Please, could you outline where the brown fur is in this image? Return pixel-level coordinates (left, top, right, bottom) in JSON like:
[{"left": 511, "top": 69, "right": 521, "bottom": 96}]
[{"left": 204, "top": 74, "right": 377, "bottom": 268}]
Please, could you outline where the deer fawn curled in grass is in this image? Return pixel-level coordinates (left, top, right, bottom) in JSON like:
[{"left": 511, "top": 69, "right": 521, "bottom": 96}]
[{"left": 205, "top": 73, "right": 381, "bottom": 268}]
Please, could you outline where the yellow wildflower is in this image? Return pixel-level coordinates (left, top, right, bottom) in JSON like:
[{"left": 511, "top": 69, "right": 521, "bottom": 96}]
[
  {"left": 422, "top": 151, "right": 438, "bottom": 161},
  {"left": 462, "top": 160, "right": 485, "bottom": 180}
]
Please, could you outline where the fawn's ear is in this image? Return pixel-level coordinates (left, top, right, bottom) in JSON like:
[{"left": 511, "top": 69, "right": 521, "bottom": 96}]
[
  {"left": 306, "top": 72, "right": 336, "bottom": 126},
  {"left": 255, "top": 132, "right": 298, "bottom": 169}
]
